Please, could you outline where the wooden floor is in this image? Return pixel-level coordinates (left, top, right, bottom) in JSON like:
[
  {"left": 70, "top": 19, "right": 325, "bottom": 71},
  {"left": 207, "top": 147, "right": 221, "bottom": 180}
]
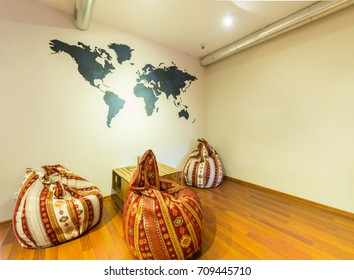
[{"left": 1, "top": 178, "right": 354, "bottom": 260}]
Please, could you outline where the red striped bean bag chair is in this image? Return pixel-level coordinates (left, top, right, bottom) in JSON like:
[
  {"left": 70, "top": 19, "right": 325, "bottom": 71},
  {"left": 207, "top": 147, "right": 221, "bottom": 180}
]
[
  {"left": 12, "top": 164, "right": 103, "bottom": 249},
  {"left": 123, "top": 150, "right": 204, "bottom": 260},
  {"left": 183, "top": 138, "right": 224, "bottom": 188}
]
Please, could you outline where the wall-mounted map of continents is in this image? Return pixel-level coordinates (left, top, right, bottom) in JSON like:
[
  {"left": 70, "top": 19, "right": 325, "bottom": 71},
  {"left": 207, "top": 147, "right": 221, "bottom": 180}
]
[{"left": 49, "top": 39, "right": 197, "bottom": 127}]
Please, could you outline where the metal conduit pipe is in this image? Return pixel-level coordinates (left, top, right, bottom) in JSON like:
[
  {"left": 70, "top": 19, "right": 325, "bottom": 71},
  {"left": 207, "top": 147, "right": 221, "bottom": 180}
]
[
  {"left": 200, "top": 0, "right": 354, "bottom": 67},
  {"left": 73, "top": 0, "right": 96, "bottom": 30}
]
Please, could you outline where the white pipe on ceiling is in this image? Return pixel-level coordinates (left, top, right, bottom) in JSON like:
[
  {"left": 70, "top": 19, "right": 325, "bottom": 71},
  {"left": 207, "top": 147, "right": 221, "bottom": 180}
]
[
  {"left": 200, "top": 0, "right": 354, "bottom": 67},
  {"left": 73, "top": 0, "right": 96, "bottom": 30}
]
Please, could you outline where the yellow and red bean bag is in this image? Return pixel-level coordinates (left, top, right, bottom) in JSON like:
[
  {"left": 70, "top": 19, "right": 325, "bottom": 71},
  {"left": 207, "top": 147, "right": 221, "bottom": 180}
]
[
  {"left": 12, "top": 164, "right": 103, "bottom": 249},
  {"left": 183, "top": 138, "right": 224, "bottom": 188},
  {"left": 123, "top": 150, "right": 204, "bottom": 260}
]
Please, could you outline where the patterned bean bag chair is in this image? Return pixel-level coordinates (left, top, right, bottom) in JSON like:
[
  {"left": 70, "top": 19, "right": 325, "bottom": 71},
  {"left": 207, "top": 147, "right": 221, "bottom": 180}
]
[
  {"left": 183, "top": 138, "right": 224, "bottom": 188},
  {"left": 12, "top": 164, "right": 103, "bottom": 249},
  {"left": 123, "top": 150, "right": 204, "bottom": 260}
]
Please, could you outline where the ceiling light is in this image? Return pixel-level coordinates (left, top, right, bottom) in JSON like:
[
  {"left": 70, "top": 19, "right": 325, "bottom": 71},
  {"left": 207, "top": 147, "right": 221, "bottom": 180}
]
[{"left": 223, "top": 14, "right": 234, "bottom": 28}]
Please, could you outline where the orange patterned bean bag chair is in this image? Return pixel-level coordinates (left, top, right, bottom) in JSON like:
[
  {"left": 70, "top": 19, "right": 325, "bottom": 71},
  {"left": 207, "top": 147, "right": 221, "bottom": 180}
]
[
  {"left": 12, "top": 164, "right": 103, "bottom": 249},
  {"left": 183, "top": 138, "right": 224, "bottom": 188},
  {"left": 123, "top": 150, "right": 204, "bottom": 260}
]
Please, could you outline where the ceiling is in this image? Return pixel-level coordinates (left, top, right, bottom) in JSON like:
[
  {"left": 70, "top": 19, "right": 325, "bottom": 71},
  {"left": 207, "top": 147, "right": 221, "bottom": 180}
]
[{"left": 36, "top": 0, "right": 317, "bottom": 58}]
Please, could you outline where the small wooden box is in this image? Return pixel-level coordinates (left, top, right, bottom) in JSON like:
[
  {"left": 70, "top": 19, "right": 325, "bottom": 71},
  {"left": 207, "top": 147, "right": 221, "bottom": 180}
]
[{"left": 112, "top": 163, "right": 182, "bottom": 202}]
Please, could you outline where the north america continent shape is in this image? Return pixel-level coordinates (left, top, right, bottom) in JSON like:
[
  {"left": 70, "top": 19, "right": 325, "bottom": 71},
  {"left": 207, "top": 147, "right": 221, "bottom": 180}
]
[{"left": 49, "top": 40, "right": 134, "bottom": 127}]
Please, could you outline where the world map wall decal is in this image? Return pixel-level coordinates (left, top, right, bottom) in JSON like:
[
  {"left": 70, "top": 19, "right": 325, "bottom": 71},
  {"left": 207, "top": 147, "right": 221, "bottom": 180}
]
[{"left": 49, "top": 39, "right": 197, "bottom": 127}]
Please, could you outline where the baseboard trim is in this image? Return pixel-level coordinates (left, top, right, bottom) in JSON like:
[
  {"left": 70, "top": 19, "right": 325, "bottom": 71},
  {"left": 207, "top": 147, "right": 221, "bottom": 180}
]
[
  {"left": 2, "top": 181, "right": 353, "bottom": 224},
  {"left": 225, "top": 176, "right": 354, "bottom": 220},
  {"left": 0, "top": 219, "right": 12, "bottom": 228}
]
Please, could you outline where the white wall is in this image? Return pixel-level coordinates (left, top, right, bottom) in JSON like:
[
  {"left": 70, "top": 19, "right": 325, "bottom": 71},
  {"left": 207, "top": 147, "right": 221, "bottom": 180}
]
[
  {"left": 206, "top": 6, "right": 354, "bottom": 213},
  {"left": 0, "top": 0, "right": 206, "bottom": 222}
]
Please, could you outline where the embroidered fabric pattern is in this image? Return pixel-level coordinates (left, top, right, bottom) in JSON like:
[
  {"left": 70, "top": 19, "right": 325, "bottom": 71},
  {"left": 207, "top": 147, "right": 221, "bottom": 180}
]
[
  {"left": 123, "top": 150, "right": 204, "bottom": 260},
  {"left": 183, "top": 138, "right": 224, "bottom": 188},
  {"left": 12, "top": 164, "right": 103, "bottom": 249}
]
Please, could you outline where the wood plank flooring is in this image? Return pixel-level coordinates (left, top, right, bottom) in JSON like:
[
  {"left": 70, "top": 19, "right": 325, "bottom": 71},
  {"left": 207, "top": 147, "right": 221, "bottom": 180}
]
[{"left": 1, "top": 178, "right": 354, "bottom": 260}]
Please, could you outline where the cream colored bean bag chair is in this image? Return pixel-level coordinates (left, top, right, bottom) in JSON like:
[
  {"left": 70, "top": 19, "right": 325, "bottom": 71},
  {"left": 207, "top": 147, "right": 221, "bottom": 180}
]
[
  {"left": 13, "top": 164, "right": 103, "bottom": 249},
  {"left": 183, "top": 138, "right": 224, "bottom": 188}
]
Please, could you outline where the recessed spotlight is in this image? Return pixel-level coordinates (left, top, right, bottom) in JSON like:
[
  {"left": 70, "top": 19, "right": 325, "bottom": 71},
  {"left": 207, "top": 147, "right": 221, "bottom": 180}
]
[{"left": 223, "top": 14, "right": 234, "bottom": 28}]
